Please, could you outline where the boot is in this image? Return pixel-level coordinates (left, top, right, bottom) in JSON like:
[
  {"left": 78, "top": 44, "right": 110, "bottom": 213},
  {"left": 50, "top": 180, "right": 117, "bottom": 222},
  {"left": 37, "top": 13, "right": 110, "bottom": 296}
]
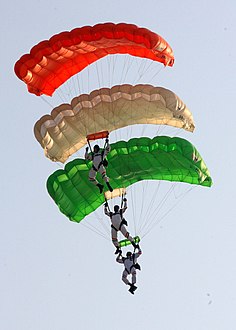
[
  {"left": 96, "top": 183, "right": 104, "bottom": 194},
  {"left": 114, "top": 246, "right": 121, "bottom": 255},
  {"left": 106, "top": 182, "right": 113, "bottom": 192},
  {"left": 128, "top": 284, "right": 137, "bottom": 294},
  {"left": 131, "top": 241, "right": 139, "bottom": 250},
  {"left": 135, "top": 263, "right": 141, "bottom": 271}
]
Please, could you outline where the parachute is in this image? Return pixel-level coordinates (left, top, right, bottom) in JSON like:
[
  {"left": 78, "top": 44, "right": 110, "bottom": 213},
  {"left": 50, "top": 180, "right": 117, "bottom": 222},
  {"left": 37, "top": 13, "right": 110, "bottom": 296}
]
[
  {"left": 34, "top": 84, "right": 194, "bottom": 163},
  {"left": 47, "top": 136, "right": 212, "bottom": 222},
  {"left": 14, "top": 22, "right": 212, "bottom": 249},
  {"left": 14, "top": 23, "right": 174, "bottom": 96}
]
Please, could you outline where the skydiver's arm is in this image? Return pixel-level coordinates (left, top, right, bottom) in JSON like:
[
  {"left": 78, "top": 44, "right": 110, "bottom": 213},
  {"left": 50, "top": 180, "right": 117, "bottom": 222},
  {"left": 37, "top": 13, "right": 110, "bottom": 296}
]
[
  {"left": 85, "top": 148, "right": 93, "bottom": 160},
  {"left": 103, "top": 141, "right": 111, "bottom": 157},
  {"left": 121, "top": 200, "right": 127, "bottom": 214},
  {"left": 134, "top": 248, "right": 142, "bottom": 259},
  {"left": 104, "top": 205, "right": 112, "bottom": 217},
  {"left": 116, "top": 254, "right": 124, "bottom": 264}
]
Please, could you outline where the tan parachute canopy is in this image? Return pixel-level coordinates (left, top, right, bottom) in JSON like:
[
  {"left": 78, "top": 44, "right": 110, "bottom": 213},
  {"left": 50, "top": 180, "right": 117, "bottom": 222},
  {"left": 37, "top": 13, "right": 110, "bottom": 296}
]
[{"left": 34, "top": 84, "right": 195, "bottom": 163}]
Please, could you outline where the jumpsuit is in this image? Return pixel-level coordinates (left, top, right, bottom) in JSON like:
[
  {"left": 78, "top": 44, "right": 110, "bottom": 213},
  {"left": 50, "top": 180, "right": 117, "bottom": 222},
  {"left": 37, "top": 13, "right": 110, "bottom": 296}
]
[
  {"left": 104, "top": 201, "right": 135, "bottom": 248},
  {"left": 116, "top": 249, "right": 142, "bottom": 285},
  {"left": 85, "top": 143, "right": 110, "bottom": 185}
]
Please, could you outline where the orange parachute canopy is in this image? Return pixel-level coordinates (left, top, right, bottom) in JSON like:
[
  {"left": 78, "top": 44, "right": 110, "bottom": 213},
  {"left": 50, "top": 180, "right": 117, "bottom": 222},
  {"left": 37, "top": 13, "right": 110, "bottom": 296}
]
[{"left": 14, "top": 23, "right": 174, "bottom": 96}]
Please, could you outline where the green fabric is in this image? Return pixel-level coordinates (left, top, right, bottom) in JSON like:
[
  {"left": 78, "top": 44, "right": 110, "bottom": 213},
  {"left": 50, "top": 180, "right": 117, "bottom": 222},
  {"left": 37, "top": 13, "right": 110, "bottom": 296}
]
[
  {"left": 47, "top": 136, "right": 212, "bottom": 222},
  {"left": 119, "top": 236, "right": 140, "bottom": 248}
]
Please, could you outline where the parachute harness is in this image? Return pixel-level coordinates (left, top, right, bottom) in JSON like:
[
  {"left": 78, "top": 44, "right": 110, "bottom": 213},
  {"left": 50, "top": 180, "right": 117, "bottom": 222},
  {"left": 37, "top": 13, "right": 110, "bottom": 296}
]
[
  {"left": 87, "top": 132, "right": 109, "bottom": 172},
  {"left": 106, "top": 197, "right": 128, "bottom": 232}
]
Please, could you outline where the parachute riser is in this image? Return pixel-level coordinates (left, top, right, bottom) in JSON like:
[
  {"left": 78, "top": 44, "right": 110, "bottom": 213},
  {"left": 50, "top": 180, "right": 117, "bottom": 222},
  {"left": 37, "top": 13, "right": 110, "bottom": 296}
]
[
  {"left": 86, "top": 130, "right": 109, "bottom": 155},
  {"left": 104, "top": 197, "right": 112, "bottom": 213},
  {"left": 87, "top": 139, "right": 93, "bottom": 153},
  {"left": 120, "top": 193, "right": 125, "bottom": 209}
]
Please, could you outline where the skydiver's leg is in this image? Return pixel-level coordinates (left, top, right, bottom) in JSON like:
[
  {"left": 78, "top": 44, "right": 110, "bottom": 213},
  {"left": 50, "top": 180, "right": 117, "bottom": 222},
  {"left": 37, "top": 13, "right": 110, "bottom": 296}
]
[
  {"left": 99, "top": 166, "right": 113, "bottom": 192},
  {"left": 122, "top": 270, "right": 130, "bottom": 285},
  {"left": 111, "top": 227, "right": 119, "bottom": 248},
  {"left": 89, "top": 168, "right": 98, "bottom": 185},
  {"left": 99, "top": 165, "right": 109, "bottom": 183},
  {"left": 120, "top": 225, "right": 135, "bottom": 244},
  {"left": 127, "top": 269, "right": 137, "bottom": 294},
  {"left": 122, "top": 269, "right": 137, "bottom": 294},
  {"left": 112, "top": 228, "right": 121, "bottom": 254},
  {"left": 89, "top": 168, "right": 104, "bottom": 193},
  {"left": 131, "top": 270, "right": 137, "bottom": 285}
]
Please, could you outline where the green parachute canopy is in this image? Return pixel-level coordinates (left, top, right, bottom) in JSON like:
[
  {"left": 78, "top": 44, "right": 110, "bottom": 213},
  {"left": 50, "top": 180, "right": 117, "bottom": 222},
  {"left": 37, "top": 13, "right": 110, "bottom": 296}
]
[{"left": 47, "top": 136, "right": 212, "bottom": 222}]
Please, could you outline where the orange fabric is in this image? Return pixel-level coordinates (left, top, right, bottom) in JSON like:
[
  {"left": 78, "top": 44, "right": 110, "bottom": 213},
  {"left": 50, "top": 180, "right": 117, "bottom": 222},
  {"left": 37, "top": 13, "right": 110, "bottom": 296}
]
[
  {"left": 86, "top": 131, "right": 109, "bottom": 141},
  {"left": 14, "top": 23, "right": 174, "bottom": 96}
]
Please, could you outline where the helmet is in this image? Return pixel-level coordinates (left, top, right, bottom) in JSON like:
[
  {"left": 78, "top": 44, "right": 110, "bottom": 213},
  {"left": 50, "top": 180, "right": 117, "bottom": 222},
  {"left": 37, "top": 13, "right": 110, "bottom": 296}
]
[
  {"left": 114, "top": 205, "right": 120, "bottom": 212},
  {"left": 126, "top": 252, "right": 132, "bottom": 258},
  {"left": 93, "top": 145, "right": 100, "bottom": 152}
]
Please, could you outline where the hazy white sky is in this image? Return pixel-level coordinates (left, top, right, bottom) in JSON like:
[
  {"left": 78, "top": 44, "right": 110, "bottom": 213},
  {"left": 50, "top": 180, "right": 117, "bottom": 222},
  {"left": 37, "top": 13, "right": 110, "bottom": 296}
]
[{"left": 1, "top": 0, "right": 236, "bottom": 329}]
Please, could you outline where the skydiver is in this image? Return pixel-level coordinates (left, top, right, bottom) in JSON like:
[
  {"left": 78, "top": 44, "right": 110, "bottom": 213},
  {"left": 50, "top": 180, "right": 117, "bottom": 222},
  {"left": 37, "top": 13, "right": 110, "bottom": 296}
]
[
  {"left": 116, "top": 247, "right": 142, "bottom": 294},
  {"left": 104, "top": 197, "right": 138, "bottom": 254},
  {"left": 85, "top": 138, "right": 113, "bottom": 194}
]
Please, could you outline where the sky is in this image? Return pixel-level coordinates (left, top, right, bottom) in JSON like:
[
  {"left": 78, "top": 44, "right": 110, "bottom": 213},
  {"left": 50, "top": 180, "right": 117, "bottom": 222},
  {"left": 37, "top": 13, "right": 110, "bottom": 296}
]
[{"left": 1, "top": 0, "right": 236, "bottom": 329}]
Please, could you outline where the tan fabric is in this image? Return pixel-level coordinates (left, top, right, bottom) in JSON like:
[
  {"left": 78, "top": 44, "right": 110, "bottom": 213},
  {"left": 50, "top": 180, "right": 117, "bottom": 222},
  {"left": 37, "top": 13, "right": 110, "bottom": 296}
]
[
  {"left": 104, "top": 188, "right": 126, "bottom": 200},
  {"left": 34, "top": 84, "right": 195, "bottom": 163}
]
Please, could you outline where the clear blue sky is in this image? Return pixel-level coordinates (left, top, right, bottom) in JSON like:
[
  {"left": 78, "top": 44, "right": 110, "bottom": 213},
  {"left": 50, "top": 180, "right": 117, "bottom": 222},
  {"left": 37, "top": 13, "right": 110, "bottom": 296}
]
[{"left": 1, "top": 1, "right": 236, "bottom": 329}]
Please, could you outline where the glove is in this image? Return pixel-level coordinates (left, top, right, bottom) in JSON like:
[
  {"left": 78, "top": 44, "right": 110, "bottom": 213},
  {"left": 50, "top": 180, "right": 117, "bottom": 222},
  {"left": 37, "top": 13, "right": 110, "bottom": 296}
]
[
  {"left": 104, "top": 202, "right": 108, "bottom": 207},
  {"left": 85, "top": 147, "right": 89, "bottom": 152},
  {"left": 123, "top": 198, "right": 127, "bottom": 202},
  {"left": 105, "top": 138, "right": 109, "bottom": 143}
]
